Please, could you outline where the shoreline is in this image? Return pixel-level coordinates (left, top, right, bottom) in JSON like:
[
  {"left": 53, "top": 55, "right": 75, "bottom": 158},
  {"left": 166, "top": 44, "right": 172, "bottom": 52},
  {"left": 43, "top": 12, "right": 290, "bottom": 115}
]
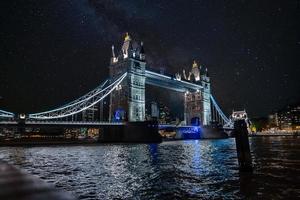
[
  {"left": 0, "top": 160, "right": 76, "bottom": 199},
  {"left": 250, "top": 133, "right": 299, "bottom": 137},
  {"left": 0, "top": 134, "right": 298, "bottom": 147}
]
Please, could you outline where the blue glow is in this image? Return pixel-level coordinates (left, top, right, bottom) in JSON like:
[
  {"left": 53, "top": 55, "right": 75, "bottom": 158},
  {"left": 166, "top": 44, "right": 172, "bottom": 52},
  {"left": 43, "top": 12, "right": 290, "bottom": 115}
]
[
  {"left": 113, "top": 109, "right": 125, "bottom": 122},
  {"left": 178, "top": 126, "right": 202, "bottom": 139},
  {"left": 148, "top": 144, "right": 158, "bottom": 163}
]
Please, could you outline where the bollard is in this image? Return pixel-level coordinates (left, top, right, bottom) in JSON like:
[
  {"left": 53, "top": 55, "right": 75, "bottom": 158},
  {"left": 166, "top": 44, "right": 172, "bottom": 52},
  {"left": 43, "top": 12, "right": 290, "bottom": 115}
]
[{"left": 234, "top": 119, "right": 253, "bottom": 172}]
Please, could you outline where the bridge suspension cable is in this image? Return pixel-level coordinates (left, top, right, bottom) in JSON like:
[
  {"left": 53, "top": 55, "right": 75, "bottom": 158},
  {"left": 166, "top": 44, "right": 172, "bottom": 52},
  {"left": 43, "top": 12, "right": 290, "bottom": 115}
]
[
  {"left": 62, "top": 80, "right": 109, "bottom": 108},
  {"left": 28, "top": 73, "right": 127, "bottom": 120},
  {"left": 0, "top": 109, "right": 15, "bottom": 118},
  {"left": 210, "top": 95, "right": 229, "bottom": 125}
]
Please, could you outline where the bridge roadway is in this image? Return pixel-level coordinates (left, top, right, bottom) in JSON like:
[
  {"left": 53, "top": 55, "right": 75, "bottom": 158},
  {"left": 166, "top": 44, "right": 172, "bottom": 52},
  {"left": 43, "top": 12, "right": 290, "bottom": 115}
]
[
  {"left": 145, "top": 69, "right": 203, "bottom": 92},
  {"left": 0, "top": 120, "right": 197, "bottom": 129},
  {"left": 0, "top": 121, "right": 124, "bottom": 128}
]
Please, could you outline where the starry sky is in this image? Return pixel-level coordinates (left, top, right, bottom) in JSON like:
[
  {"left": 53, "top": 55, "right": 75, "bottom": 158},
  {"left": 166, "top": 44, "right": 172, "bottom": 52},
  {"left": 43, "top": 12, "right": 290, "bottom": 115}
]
[{"left": 0, "top": 0, "right": 299, "bottom": 117}]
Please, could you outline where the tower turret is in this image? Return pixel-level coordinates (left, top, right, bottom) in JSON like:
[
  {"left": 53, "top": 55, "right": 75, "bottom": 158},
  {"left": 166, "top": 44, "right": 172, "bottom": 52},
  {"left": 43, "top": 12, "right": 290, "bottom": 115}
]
[
  {"left": 205, "top": 67, "right": 209, "bottom": 77},
  {"left": 139, "top": 41, "right": 145, "bottom": 61},
  {"left": 191, "top": 60, "right": 200, "bottom": 81},
  {"left": 111, "top": 45, "right": 118, "bottom": 64},
  {"left": 121, "top": 32, "right": 131, "bottom": 59}
]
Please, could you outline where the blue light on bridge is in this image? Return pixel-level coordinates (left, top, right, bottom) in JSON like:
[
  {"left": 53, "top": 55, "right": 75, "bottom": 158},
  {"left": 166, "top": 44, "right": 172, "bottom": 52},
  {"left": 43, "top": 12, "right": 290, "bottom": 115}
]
[
  {"left": 113, "top": 109, "right": 125, "bottom": 122},
  {"left": 177, "top": 126, "right": 202, "bottom": 139}
]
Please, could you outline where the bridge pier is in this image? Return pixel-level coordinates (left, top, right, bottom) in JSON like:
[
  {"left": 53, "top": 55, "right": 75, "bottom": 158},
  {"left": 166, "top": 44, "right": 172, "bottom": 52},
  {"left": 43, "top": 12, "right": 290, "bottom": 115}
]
[{"left": 99, "top": 121, "right": 161, "bottom": 143}]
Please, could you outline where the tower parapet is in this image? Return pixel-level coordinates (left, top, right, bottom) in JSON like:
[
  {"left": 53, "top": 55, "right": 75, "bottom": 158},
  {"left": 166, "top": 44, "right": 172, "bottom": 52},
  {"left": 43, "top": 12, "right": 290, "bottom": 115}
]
[{"left": 191, "top": 60, "right": 200, "bottom": 81}]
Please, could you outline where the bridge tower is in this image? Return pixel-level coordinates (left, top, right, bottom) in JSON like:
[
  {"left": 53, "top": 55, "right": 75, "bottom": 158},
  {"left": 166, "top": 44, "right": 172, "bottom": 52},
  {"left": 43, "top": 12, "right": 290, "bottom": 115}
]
[
  {"left": 201, "top": 67, "right": 211, "bottom": 125},
  {"left": 184, "top": 61, "right": 202, "bottom": 125},
  {"left": 184, "top": 61, "right": 211, "bottom": 125},
  {"left": 109, "top": 33, "right": 146, "bottom": 122}
]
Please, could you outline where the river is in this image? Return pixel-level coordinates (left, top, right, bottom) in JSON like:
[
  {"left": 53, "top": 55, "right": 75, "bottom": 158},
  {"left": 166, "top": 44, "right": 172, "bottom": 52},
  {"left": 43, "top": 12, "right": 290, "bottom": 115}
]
[{"left": 0, "top": 136, "right": 299, "bottom": 199}]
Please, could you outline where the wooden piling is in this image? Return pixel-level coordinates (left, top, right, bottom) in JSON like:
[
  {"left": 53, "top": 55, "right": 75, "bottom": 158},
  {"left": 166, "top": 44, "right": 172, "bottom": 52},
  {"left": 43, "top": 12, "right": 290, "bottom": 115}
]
[{"left": 234, "top": 119, "right": 253, "bottom": 172}]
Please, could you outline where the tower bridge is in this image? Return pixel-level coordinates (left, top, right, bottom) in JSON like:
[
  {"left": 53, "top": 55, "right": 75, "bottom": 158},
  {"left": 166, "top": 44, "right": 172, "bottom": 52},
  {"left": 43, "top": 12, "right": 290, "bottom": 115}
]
[{"left": 0, "top": 33, "right": 230, "bottom": 128}]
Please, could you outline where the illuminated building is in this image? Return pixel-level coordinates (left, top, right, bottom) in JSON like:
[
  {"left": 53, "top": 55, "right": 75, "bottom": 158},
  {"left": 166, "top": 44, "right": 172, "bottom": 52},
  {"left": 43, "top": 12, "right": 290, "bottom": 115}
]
[
  {"left": 268, "top": 113, "right": 279, "bottom": 127},
  {"left": 276, "top": 104, "right": 300, "bottom": 130}
]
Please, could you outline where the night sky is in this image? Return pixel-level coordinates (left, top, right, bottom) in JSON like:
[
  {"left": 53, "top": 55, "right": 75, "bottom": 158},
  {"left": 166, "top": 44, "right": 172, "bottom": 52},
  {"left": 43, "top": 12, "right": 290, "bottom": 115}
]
[{"left": 0, "top": 0, "right": 299, "bottom": 117}]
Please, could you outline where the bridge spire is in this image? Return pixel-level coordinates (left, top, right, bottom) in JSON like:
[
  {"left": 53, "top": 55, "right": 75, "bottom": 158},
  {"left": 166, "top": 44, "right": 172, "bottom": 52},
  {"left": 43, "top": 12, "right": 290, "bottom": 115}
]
[
  {"left": 124, "top": 32, "right": 131, "bottom": 42},
  {"left": 205, "top": 67, "right": 209, "bottom": 77},
  {"left": 191, "top": 60, "right": 200, "bottom": 81},
  {"left": 139, "top": 41, "right": 145, "bottom": 61},
  {"left": 111, "top": 45, "right": 118, "bottom": 63},
  {"left": 122, "top": 32, "right": 132, "bottom": 59},
  {"left": 192, "top": 60, "right": 198, "bottom": 68}
]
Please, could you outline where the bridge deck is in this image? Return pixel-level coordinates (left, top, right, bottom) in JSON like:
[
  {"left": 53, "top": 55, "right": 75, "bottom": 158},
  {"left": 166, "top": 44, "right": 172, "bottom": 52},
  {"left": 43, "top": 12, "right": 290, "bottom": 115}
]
[{"left": 145, "top": 70, "right": 203, "bottom": 92}]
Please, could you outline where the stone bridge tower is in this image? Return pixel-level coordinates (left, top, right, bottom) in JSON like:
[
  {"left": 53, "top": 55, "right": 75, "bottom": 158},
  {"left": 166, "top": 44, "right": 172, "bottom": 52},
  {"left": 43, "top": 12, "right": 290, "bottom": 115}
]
[
  {"left": 201, "top": 68, "right": 211, "bottom": 125},
  {"left": 109, "top": 33, "right": 146, "bottom": 122},
  {"left": 184, "top": 61, "right": 211, "bottom": 126}
]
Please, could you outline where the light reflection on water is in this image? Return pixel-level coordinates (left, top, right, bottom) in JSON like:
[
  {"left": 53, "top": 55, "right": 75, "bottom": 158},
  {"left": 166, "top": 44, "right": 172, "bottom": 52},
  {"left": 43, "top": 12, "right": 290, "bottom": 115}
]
[{"left": 0, "top": 137, "right": 299, "bottom": 199}]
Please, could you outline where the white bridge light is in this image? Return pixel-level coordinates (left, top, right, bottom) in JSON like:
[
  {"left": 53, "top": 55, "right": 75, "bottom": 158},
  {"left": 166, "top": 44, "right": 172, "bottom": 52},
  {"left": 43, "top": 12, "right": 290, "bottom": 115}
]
[{"left": 19, "top": 113, "right": 26, "bottom": 119}]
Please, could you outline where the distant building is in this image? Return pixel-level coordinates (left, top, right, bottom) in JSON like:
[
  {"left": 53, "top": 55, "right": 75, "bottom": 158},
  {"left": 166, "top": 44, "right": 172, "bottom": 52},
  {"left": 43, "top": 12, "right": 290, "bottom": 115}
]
[
  {"left": 277, "top": 104, "right": 300, "bottom": 130},
  {"left": 158, "top": 103, "right": 171, "bottom": 124},
  {"left": 268, "top": 104, "right": 300, "bottom": 131},
  {"left": 151, "top": 101, "right": 159, "bottom": 119},
  {"left": 268, "top": 113, "right": 279, "bottom": 127}
]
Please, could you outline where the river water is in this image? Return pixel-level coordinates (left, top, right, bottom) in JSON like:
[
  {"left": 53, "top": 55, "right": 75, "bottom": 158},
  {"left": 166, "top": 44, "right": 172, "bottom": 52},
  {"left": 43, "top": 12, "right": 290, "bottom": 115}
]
[{"left": 0, "top": 137, "right": 299, "bottom": 199}]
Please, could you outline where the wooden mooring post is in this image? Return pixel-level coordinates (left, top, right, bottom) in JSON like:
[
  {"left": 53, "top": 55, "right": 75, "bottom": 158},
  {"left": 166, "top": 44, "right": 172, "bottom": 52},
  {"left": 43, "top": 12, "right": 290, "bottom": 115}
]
[{"left": 234, "top": 119, "right": 253, "bottom": 172}]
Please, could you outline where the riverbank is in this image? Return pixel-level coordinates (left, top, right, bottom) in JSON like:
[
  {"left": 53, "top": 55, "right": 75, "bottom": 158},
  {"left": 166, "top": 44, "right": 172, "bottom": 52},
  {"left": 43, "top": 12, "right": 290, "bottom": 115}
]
[
  {"left": 250, "top": 132, "right": 299, "bottom": 137},
  {"left": 0, "top": 139, "right": 98, "bottom": 147},
  {"left": 0, "top": 160, "right": 76, "bottom": 200}
]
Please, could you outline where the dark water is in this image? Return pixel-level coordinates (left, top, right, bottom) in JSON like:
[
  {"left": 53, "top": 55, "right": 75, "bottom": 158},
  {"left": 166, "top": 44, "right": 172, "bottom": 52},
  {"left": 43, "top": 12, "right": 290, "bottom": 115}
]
[{"left": 0, "top": 137, "right": 299, "bottom": 199}]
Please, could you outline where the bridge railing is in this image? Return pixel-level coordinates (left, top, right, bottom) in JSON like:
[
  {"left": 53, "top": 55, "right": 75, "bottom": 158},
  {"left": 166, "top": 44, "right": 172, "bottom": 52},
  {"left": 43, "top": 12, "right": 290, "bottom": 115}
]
[
  {"left": 0, "top": 109, "right": 15, "bottom": 119},
  {"left": 25, "top": 121, "right": 124, "bottom": 125}
]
